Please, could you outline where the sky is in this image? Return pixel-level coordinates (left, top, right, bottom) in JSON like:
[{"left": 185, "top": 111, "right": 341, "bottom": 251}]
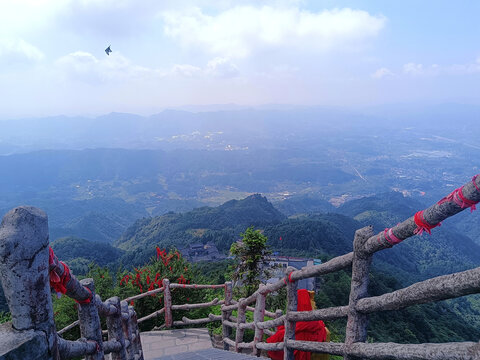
[{"left": 0, "top": 0, "right": 479, "bottom": 118}]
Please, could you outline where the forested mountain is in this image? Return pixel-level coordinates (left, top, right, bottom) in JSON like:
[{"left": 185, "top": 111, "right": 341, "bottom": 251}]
[
  {"left": 115, "top": 192, "right": 480, "bottom": 284},
  {"left": 2, "top": 189, "right": 480, "bottom": 343},
  {"left": 115, "top": 194, "right": 285, "bottom": 252},
  {"left": 111, "top": 193, "right": 480, "bottom": 342},
  {"left": 272, "top": 195, "right": 335, "bottom": 216},
  {"left": 51, "top": 237, "right": 124, "bottom": 274}
]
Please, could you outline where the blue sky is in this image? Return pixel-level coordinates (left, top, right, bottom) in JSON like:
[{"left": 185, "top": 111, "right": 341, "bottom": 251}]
[{"left": 0, "top": 0, "right": 479, "bottom": 118}]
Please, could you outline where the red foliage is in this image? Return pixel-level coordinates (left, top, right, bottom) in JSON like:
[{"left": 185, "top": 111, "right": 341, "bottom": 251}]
[{"left": 120, "top": 248, "right": 190, "bottom": 299}]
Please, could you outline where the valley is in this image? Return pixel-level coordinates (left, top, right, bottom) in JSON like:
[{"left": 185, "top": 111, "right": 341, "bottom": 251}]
[{"left": 1, "top": 106, "right": 480, "bottom": 344}]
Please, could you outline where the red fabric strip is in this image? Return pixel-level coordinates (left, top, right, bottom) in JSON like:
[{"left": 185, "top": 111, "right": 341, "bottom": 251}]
[
  {"left": 75, "top": 287, "right": 92, "bottom": 305},
  {"left": 288, "top": 272, "right": 294, "bottom": 283},
  {"left": 438, "top": 185, "right": 478, "bottom": 212},
  {"left": 384, "top": 228, "right": 402, "bottom": 245},
  {"left": 414, "top": 210, "right": 441, "bottom": 235},
  {"left": 456, "top": 186, "right": 478, "bottom": 212}
]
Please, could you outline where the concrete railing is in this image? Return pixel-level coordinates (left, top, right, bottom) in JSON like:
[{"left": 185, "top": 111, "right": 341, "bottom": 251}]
[
  {"left": 0, "top": 207, "right": 143, "bottom": 360},
  {"left": 219, "top": 174, "right": 480, "bottom": 360},
  {"left": 1, "top": 174, "right": 480, "bottom": 359}
]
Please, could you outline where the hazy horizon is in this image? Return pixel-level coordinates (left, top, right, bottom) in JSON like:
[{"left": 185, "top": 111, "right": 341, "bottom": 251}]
[{"left": 2, "top": 100, "right": 480, "bottom": 122}]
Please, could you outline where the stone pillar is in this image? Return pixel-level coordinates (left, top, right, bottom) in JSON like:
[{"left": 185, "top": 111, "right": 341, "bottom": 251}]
[
  {"left": 284, "top": 267, "right": 298, "bottom": 360},
  {"left": 235, "top": 300, "right": 247, "bottom": 353},
  {"left": 78, "top": 278, "right": 104, "bottom": 360},
  {"left": 162, "top": 279, "right": 172, "bottom": 328},
  {"left": 253, "top": 285, "right": 266, "bottom": 356},
  {"left": 129, "top": 306, "right": 144, "bottom": 360},
  {"left": 121, "top": 300, "right": 134, "bottom": 360},
  {"left": 222, "top": 281, "right": 233, "bottom": 350},
  {"left": 344, "top": 226, "right": 374, "bottom": 360},
  {"left": 0, "top": 206, "right": 58, "bottom": 359},
  {"left": 106, "top": 296, "right": 127, "bottom": 360}
]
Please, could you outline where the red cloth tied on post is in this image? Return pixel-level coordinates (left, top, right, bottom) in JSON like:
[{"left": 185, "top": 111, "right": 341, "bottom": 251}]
[
  {"left": 48, "top": 247, "right": 92, "bottom": 304},
  {"left": 49, "top": 247, "right": 71, "bottom": 296},
  {"left": 414, "top": 210, "right": 441, "bottom": 235},
  {"left": 76, "top": 288, "right": 92, "bottom": 305},
  {"left": 267, "top": 289, "right": 327, "bottom": 360},
  {"left": 438, "top": 185, "right": 479, "bottom": 213},
  {"left": 383, "top": 228, "right": 402, "bottom": 246}
]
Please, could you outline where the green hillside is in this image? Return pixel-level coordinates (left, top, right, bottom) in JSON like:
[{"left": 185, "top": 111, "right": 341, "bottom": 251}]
[
  {"left": 115, "top": 192, "right": 480, "bottom": 285},
  {"left": 264, "top": 214, "right": 358, "bottom": 255},
  {"left": 337, "top": 192, "right": 480, "bottom": 283},
  {"left": 272, "top": 194, "right": 335, "bottom": 216},
  {"left": 51, "top": 237, "right": 124, "bottom": 274},
  {"left": 115, "top": 194, "right": 285, "bottom": 252},
  {"left": 3, "top": 192, "right": 480, "bottom": 343}
]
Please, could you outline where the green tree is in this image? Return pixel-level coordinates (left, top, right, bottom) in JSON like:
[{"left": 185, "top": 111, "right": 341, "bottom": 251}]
[{"left": 230, "top": 226, "right": 271, "bottom": 297}]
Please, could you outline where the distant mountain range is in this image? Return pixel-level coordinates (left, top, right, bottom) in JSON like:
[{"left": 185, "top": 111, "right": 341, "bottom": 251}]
[
  {"left": 1, "top": 105, "right": 479, "bottom": 249},
  {"left": 1, "top": 104, "right": 480, "bottom": 155}
]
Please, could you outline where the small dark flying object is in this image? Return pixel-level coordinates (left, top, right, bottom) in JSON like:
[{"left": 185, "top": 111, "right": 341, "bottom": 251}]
[{"left": 105, "top": 46, "right": 112, "bottom": 56}]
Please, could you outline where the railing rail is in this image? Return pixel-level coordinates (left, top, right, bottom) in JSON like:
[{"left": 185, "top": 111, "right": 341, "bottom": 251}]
[{"left": 1, "top": 174, "right": 480, "bottom": 359}]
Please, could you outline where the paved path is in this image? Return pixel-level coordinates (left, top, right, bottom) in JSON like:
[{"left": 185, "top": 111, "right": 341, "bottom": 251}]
[
  {"left": 150, "top": 348, "right": 260, "bottom": 360},
  {"left": 141, "top": 328, "right": 214, "bottom": 359},
  {"left": 141, "top": 328, "right": 260, "bottom": 360}
]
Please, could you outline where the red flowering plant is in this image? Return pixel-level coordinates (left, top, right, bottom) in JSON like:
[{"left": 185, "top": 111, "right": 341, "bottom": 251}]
[{"left": 116, "top": 247, "right": 206, "bottom": 330}]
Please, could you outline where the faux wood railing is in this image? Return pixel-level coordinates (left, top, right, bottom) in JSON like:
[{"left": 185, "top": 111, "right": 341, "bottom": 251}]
[
  {"left": 0, "top": 207, "right": 144, "bottom": 360},
  {"left": 217, "top": 174, "right": 480, "bottom": 360},
  {"left": 1, "top": 175, "right": 480, "bottom": 359}
]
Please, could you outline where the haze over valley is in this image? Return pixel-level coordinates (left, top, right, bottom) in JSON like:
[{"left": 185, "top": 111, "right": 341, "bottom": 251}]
[{"left": 1, "top": 105, "right": 479, "bottom": 246}]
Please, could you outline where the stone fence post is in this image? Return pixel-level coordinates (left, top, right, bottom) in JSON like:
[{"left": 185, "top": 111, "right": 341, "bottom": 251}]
[
  {"left": 163, "top": 279, "right": 173, "bottom": 328},
  {"left": 253, "top": 284, "right": 266, "bottom": 356},
  {"left": 78, "top": 278, "right": 104, "bottom": 360},
  {"left": 284, "top": 266, "right": 298, "bottom": 360},
  {"left": 344, "top": 226, "right": 374, "bottom": 360},
  {"left": 222, "top": 281, "right": 233, "bottom": 350},
  {"left": 0, "top": 206, "right": 58, "bottom": 359}
]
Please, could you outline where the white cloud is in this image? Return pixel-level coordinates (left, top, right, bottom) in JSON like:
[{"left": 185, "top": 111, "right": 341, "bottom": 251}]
[
  {"left": 0, "top": 38, "right": 44, "bottom": 64},
  {"left": 171, "top": 58, "right": 239, "bottom": 78},
  {"left": 448, "top": 57, "right": 480, "bottom": 75},
  {"left": 205, "top": 57, "right": 239, "bottom": 77},
  {"left": 161, "top": 6, "right": 386, "bottom": 58},
  {"left": 371, "top": 67, "right": 395, "bottom": 79},
  {"left": 0, "top": 1, "right": 64, "bottom": 37},
  {"left": 403, "top": 59, "right": 480, "bottom": 77},
  {"left": 56, "top": 51, "right": 160, "bottom": 84},
  {"left": 403, "top": 62, "right": 424, "bottom": 75},
  {"left": 403, "top": 62, "right": 439, "bottom": 76},
  {"left": 171, "top": 64, "right": 203, "bottom": 77},
  {"left": 56, "top": 51, "right": 239, "bottom": 84}
]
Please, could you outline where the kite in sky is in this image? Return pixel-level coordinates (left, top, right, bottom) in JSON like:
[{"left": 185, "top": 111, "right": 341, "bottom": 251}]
[{"left": 105, "top": 45, "right": 112, "bottom": 56}]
